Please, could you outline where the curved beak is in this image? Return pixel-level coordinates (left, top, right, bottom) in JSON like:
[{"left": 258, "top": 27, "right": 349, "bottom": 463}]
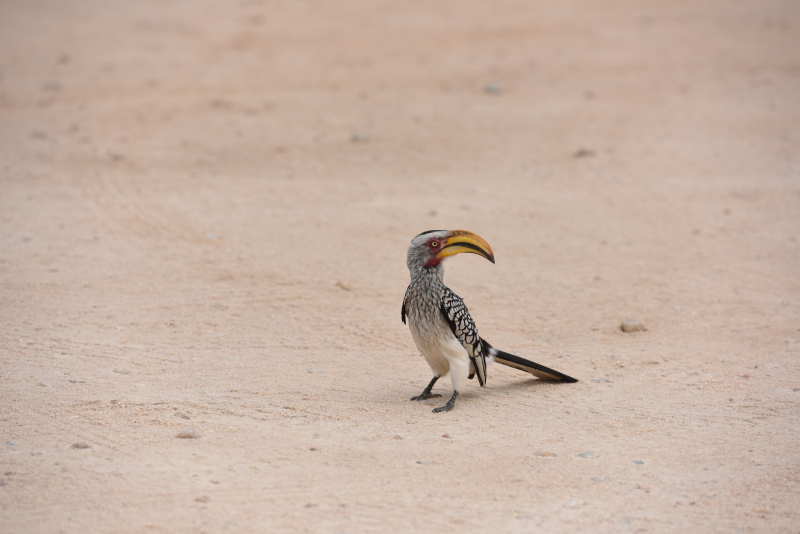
[{"left": 436, "top": 230, "right": 495, "bottom": 264}]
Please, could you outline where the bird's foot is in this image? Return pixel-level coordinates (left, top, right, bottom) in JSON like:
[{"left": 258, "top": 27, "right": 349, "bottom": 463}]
[
  {"left": 432, "top": 391, "right": 458, "bottom": 413},
  {"left": 411, "top": 392, "right": 441, "bottom": 401},
  {"left": 410, "top": 376, "right": 440, "bottom": 401}
]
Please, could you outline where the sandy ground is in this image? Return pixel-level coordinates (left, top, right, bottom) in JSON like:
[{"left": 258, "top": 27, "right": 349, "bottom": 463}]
[{"left": 1, "top": 0, "right": 799, "bottom": 532}]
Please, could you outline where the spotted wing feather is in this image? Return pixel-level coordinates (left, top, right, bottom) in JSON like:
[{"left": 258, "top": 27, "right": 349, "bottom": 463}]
[
  {"left": 401, "top": 285, "right": 411, "bottom": 325},
  {"left": 440, "top": 287, "right": 487, "bottom": 386}
]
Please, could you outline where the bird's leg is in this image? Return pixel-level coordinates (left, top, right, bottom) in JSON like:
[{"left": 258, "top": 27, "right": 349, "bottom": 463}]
[
  {"left": 432, "top": 391, "right": 458, "bottom": 413},
  {"left": 411, "top": 376, "right": 442, "bottom": 401}
]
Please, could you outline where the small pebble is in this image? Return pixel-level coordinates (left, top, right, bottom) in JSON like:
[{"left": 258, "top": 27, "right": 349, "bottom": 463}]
[
  {"left": 576, "top": 451, "right": 597, "bottom": 459},
  {"left": 175, "top": 412, "right": 191, "bottom": 420},
  {"left": 350, "top": 133, "right": 369, "bottom": 143},
  {"left": 36, "top": 381, "right": 50, "bottom": 387},
  {"left": 309, "top": 447, "right": 318, "bottom": 451},
  {"left": 195, "top": 496, "right": 209, "bottom": 503},
  {"left": 483, "top": 84, "right": 502, "bottom": 95},
  {"left": 793, "top": 387, "right": 800, "bottom": 392},
  {"left": 176, "top": 429, "right": 199, "bottom": 439},
  {"left": 416, "top": 460, "right": 430, "bottom": 465},
  {"left": 393, "top": 435, "right": 403, "bottom": 440},
  {"left": 441, "top": 433, "right": 451, "bottom": 438},
  {"left": 210, "top": 480, "right": 219, "bottom": 484},
  {"left": 620, "top": 319, "right": 646, "bottom": 333},
  {"left": 533, "top": 451, "right": 557, "bottom": 457},
  {"left": 110, "top": 399, "right": 118, "bottom": 404},
  {"left": 6, "top": 441, "right": 16, "bottom": 446},
  {"left": 70, "top": 442, "right": 90, "bottom": 449},
  {"left": 304, "top": 503, "right": 318, "bottom": 508},
  {"left": 742, "top": 374, "right": 751, "bottom": 379},
  {"left": 113, "top": 368, "right": 131, "bottom": 375},
  {"left": 633, "top": 460, "right": 644, "bottom": 465},
  {"left": 574, "top": 148, "right": 595, "bottom": 158}
]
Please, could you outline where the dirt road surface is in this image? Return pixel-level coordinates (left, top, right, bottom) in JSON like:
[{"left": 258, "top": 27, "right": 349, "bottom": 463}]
[{"left": 1, "top": 0, "right": 799, "bottom": 532}]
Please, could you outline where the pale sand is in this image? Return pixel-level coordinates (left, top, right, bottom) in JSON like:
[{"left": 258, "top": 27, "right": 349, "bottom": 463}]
[{"left": 1, "top": 1, "right": 799, "bottom": 532}]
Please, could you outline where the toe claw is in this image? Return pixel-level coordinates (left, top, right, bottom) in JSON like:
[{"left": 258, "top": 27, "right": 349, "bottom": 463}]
[{"left": 411, "top": 393, "right": 441, "bottom": 401}]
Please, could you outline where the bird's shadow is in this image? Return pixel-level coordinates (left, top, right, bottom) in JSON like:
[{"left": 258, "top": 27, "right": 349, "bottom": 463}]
[
  {"left": 403, "top": 377, "right": 577, "bottom": 405},
  {"left": 486, "top": 377, "right": 577, "bottom": 393}
]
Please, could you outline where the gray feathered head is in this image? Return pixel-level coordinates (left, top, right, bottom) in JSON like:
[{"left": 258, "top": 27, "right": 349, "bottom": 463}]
[{"left": 406, "top": 229, "right": 495, "bottom": 271}]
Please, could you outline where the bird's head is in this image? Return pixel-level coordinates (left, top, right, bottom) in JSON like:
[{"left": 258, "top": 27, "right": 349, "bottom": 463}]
[{"left": 406, "top": 229, "right": 495, "bottom": 272}]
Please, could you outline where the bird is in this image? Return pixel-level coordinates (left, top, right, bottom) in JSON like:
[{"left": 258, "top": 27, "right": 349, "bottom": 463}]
[{"left": 402, "top": 229, "right": 578, "bottom": 413}]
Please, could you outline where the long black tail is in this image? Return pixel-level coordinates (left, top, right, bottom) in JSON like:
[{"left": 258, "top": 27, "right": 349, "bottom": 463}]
[{"left": 483, "top": 340, "right": 578, "bottom": 383}]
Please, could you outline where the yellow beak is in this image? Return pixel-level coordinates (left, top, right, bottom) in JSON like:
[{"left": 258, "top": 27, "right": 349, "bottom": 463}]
[{"left": 436, "top": 230, "right": 495, "bottom": 263}]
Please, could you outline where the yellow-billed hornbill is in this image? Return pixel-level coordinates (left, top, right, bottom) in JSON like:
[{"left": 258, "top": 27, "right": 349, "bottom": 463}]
[{"left": 402, "top": 230, "right": 577, "bottom": 413}]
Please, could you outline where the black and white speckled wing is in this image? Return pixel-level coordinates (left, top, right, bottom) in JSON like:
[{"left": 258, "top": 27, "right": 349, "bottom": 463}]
[
  {"left": 401, "top": 284, "right": 411, "bottom": 325},
  {"left": 440, "top": 287, "right": 488, "bottom": 387}
]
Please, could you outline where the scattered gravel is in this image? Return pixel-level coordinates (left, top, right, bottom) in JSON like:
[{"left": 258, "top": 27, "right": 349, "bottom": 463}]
[
  {"left": 336, "top": 281, "right": 352, "bottom": 291},
  {"left": 620, "top": 319, "right": 646, "bottom": 333}
]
